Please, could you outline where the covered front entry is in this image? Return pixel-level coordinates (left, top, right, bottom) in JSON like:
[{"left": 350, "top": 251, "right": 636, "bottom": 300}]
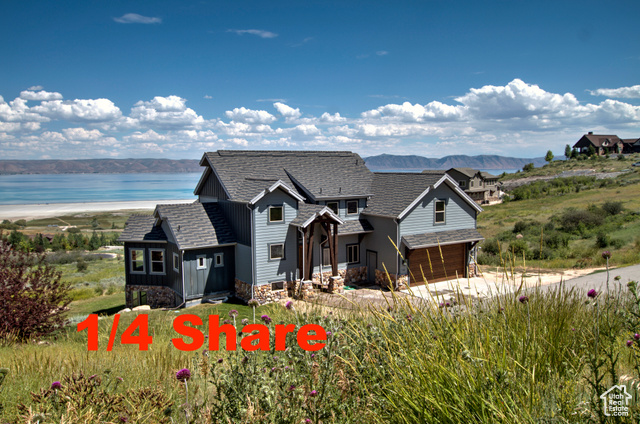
[{"left": 407, "top": 243, "right": 467, "bottom": 285}]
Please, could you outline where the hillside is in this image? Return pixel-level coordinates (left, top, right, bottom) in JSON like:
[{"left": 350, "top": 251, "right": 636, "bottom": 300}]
[
  {"left": 364, "top": 154, "right": 547, "bottom": 170},
  {"left": 0, "top": 158, "right": 201, "bottom": 174}
]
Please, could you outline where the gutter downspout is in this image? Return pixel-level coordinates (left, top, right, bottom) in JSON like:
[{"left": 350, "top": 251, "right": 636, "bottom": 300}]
[
  {"left": 180, "top": 250, "right": 185, "bottom": 307},
  {"left": 395, "top": 218, "right": 400, "bottom": 288},
  {"left": 247, "top": 203, "right": 256, "bottom": 301},
  {"left": 298, "top": 227, "right": 305, "bottom": 298}
]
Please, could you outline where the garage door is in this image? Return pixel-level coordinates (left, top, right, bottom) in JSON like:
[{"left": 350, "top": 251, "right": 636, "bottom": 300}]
[{"left": 407, "top": 243, "right": 466, "bottom": 285}]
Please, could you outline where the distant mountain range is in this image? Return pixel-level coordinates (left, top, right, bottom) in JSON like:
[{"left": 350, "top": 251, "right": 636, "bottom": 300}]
[
  {"left": 0, "top": 154, "right": 547, "bottom": 175},
  {"left": 363, "top": 154, "right": 547, "bottom": 170}
]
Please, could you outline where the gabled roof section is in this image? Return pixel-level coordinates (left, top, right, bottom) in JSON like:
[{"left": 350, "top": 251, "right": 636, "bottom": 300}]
[
  {"left": 445, "top": 167, "right": 478, "bottom": 178},
  {"left": 202, "top": 150, "right": 373, "bottom": 202},
  {"left": 249, "top": 180, "right": 306, "bottom": 205},
  {"left": 575, "top": 134, "right": 623, "bottom": 148},
  {"left": 154, "top": 203, "right": 235, "bottom": 250},
  {"left": 338, "top": 218, "right": 374, "bottom": 235},
  {"left": 363, "top": 172, "right": 445, "bottom": 218},
  {"left": 401, "top": 228, "right": 484, "bottom": 249},
  {"left": 289, "top": 203, "right": 344, "bottom": 228},
  {"left": 118, "top": 215, "right": 167, "bottom": 242}
]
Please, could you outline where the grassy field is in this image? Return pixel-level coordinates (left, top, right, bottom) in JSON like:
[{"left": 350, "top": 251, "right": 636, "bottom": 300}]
[
  {"left": 26, "top": 211, "right": 147, "bottom": 232},
  {"left": 3, "top": 279, "right": 640, "bottom": 423}
]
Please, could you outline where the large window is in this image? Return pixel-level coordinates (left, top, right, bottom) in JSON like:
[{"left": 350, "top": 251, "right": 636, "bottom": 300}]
[
  {"left": 326, "top": 201, "right": 339, "bottom": 215},
  {"left": 130, "top": 248, "right": 145, "bottom": 274},
  {"left": 346, "top": 200, "right": 358, "bottom": 215},
  {"left": 149, "top": 249, "right": 165, "bottom": 274},
  {"left": 269, "top": 205, "right": 284, "bottom": 223},
  {"left": 435, "top": 200, "right": 446, "bottom": 224},
  {"left": 269, "top": 243, "right": 285, "bottom": 260},
  {"left": 346, "top": 244, "right": 360, "bottom": 264}
]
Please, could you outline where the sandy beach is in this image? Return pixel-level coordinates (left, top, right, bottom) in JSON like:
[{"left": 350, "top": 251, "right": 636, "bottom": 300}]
[{"left": 0, "top": 199, "right": 195, "bottom": 221}]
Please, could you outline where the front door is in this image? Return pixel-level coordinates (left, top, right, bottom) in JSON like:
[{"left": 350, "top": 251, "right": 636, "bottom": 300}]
[{"left": 366, "top": 250, "right": 377, "bottom": 284}]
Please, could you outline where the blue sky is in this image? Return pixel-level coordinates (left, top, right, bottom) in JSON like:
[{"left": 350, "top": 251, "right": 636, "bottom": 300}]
[{"left": 1, "top": 0, "right": 639, "bottom": 160}]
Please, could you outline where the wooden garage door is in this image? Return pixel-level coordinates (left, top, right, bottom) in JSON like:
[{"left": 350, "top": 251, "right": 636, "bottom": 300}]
[{"left": 407, "top": 243, "right": 466, "bottom": 285}]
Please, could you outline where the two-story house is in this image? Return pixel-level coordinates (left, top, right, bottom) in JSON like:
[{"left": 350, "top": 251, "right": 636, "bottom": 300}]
[
  {"left": 573, "top": 132, "right": 624, "bottom": 156},
  {"left": 119, "top": 151, "right": 484, "bottom": 308},
  {"left": 445, "top": 168, "right": 499, "bottom": 204}
]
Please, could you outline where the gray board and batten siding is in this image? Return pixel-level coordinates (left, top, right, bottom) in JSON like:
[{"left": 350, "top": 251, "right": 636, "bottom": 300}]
[
  {"left": 124, "top": 241, "right": 183, "bottom": 299},
  {"left": 182, "top": 246, "right": 235, "bottom": 299},
  {"left": 253, "top": 189, "right": 299, "bottom": 285}
]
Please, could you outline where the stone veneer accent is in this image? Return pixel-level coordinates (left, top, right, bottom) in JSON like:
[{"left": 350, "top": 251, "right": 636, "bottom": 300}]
[
  {"left": 468, "top": 263, "right": 478, "bottom": 278},
  {"left": 312, "top": 266, "right": 367, "bottom": 286},
  {"left": 235, "top": 278, "right": 293, "bottom": 305},
  {"left": 374, "top": 269, "right": 408, "bottom": 291},
  {"left": 125, "top": 285, "right": 180, "bottom": 309}
]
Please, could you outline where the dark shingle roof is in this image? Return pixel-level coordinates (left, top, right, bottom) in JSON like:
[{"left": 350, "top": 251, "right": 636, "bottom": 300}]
[
  {"left": 202, "top": 150, "right": 373, "bottom": 202},
  {"left": 582, "top": 134, "right": 623, "bottom": 147},
  {"left": 155, "top": 203, "right": 235, "bottom": 250},
  {"left": 363, "top": 172, "right": 445, "bottom": 217},
  {"left": 339, "top": 219, "right": 374, "bottom": 235},
  {"left": 118, "top": 215, "right": 167, "bottom": 242},
  {"left": 289, "top": 204, "right": 330, "bottom": 227},
  {"left": 446, "top": 168, "right": 478, "bottom": 178},
  {"left": 401, "top": 228, "right": 484, "bottom": 249}
]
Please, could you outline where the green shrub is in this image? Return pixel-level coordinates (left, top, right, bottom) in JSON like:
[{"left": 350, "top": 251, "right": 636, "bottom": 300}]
[
  {"left": 76, "top": 258, "right": 88, "bottom": 273},
  {"left": 601, "top": 201, "right": 623, "bottom": 216},
  {"left": 66, "top": 227, "right": 81, "bottom": 234},
  {"left": 481, "top": 238, "right": 501, "bottom": 256},
  {"left": 509, "top": 239, "right": 531, "bottom": 259},
  {"left": 595, "top": 232, "right": 610, "bottom": 248},
  {"left": 477, "top": 252, "right": 501, "bottom": 266},
  {"left": 560, "top": 208, "right": 603, "bottom": 234},
  {"left": 68, "top": 287, "right": 95, "bottom": 301}
]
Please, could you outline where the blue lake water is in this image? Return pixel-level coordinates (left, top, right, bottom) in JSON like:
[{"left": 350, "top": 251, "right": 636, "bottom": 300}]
[
  {"left": 0, "top": 173, "right": 202, "bottom": 205},
  {"left": 0, "top": 168, "right": 519, "bottom": 205}
]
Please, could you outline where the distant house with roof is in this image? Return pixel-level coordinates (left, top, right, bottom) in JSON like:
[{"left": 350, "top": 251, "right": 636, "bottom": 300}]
[
  {"left": 622, "top": 138, "right": 640, "bottom": 154},
  {"left": 573, "top": 132, "right": 624, "bottom": 155},
  {"left": 118, "top": 150, "right": 484, "bottom": 308},
  {"left": 444, "top": 168, "right": 500, "bottom": 204}
]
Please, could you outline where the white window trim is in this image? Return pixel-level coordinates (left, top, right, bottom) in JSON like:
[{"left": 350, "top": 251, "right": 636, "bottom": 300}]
[
  {"left": 271, "top": 280, "right": 286, "bottom": 291},
  {"left": 214, "top": 252, "right": 224, "bottom": 268},
  {"left": 346, "top": 244, "right": 360, "bottom": 264},
  {"left": 149, "top": 248, "right": 166, "bottom": 275},
  {"left": 435, "top": 200, "right": 446, "bottom": 224},
  {"left": 269, "top": 243, "right": 285, "bottom": 261},
  {"left": 197, "top": 254, "right": 207, "bottom": 270},
  {"left": 173, "top": 252, "right": 180, "bottom": 273},
  {"left": 346, "top": 200, "right": 359, "bottom": 215},
  {"left": 268, "top": 205, "right": 284, "bottom": 223},
  {"left": 130, "top": 248, "right": 146, "bottom": 274}
]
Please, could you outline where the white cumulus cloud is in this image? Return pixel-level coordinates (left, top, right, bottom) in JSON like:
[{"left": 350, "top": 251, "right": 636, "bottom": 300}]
[
  {"left": 273, "top": 102, "right": 302, "bottom": 122},
  {"left": 32, "top": 98, "right": 122, "bottom": 122},
  {"left": 225, "top": 107, "right": 276, "bottom": 124},
  {"left": 589, "top": 85, "right": 640, "bottom": 99},
  {"left": 20, "top": 90, "right": 63, "bottom": 101}
]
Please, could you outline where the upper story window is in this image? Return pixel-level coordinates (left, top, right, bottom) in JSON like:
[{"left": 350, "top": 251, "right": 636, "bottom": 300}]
[
  {"left": 130, "top": 248, "right": 145, "bottom": 274},
  {"left": 173, "top": 252, "right": 180, "bottom": 272},
  {"left": 269, "top": 205, "right": 284, "bottom": 223},
  {"left": 149, "top": 249, "right": 165, "bottom": 275},
  {"left": 214, "top": 252, "right": 224, "bottom": 267},
  {"left": 197, "top": 255, "right": 207, "bottom": 270},
  {"left": 435, "top": 200, "right": 446, "bottom": 224},
  {"left": 458, "top": 180, "right": 466, "bottom": 188},
  {"left": 346, "top": 200, "right": 358, "bottom": 215},
  {"left": 470, "top": 181, "right": 474, "bottom": 187},
  {"left": 326, "top": 201, "right": 339, "bottom": 215}
]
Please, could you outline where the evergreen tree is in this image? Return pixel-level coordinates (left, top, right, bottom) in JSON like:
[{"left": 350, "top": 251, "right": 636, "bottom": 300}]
[
  {"left": 545, "top": 150, "right": 554, "bottom": 163},
  {"left": 564, "top": 144, "right": 571, "bottom": 159}
]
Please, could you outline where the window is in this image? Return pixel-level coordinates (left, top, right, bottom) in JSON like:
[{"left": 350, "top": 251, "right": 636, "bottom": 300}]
[
  {"left": 130, "top": 248, "right": 145, "bottom": 274},
  {"left": 271, "top": 281, "right": 285, "bottom": 291},
  {"left": 268, "top": 205, "right": 284, "bottom": 223},
  {"left": 326, "top": 201, "right": 339, "bottom": 215},
  {"left": 173, "top": 253, "right": 180, "bottom": 272},
  {"left": 197, "top": 255, "right": 207, "bottom": 270},
  {"left": 149, "top": 249, "right": 165, "bottom": 274},
  {"left": 346, "top": 200, "right": 358, "bottom": 215},
  {"left": 214, "top": 252, "right": 224, "bottom": 267},
  {"left": 458, "top": 180, "right": 466, "bottom": 188},
  {"left": 269, "top": 243, "right": 285, "bottom": 260},
  {"left": 470, "top": 181, "right": 474, "bottom": 187},
  {"left": 435, "top": 200, "right": 446, "bottom": 224},
  {"left": 346, "top": 244, "right": 360, "bottom": 264}
]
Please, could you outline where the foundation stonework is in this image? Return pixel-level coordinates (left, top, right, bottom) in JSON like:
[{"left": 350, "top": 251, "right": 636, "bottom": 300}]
[
  {"left": 374, "top": 269, "right": 408, "bottom": 291},
  {"left": 125, "top": 285, "right": 180, "bottom": 309},
  {"left": 311, "top": 266, "right": 367, "bottom": 286},
  {"left": 235, "top": 278, "right": 293, "bottom": 305}
]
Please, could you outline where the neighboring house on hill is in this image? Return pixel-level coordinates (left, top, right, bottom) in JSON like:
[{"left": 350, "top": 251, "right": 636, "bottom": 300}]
[
  {"left": 118, "top": 150, "right": 484, "bottom": 308},
  {"left": 622, "top": 138, "right": 640, "bottom": 154},
  {"left": 573, "top": 132, "right": 624, "bottom": 155},
  {"left": 444, "top": 168, "right": 500, "bottom": 204}
]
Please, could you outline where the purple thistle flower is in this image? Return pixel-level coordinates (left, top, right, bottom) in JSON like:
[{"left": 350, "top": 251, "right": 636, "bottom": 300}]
[
  {"left": 445, "top": 302, "right": 451, "bottom": 307},
  {"left": 285, "top": 300, "right": 294, "bottom": 310},
  {"left": 635, "top": 334, "right": 640, "bottom": 340},
  {"left": 248, "top": 298, "right": 260, "bottom": 308},
  {"left": 229, "top": 309, "right": 239, "bottom": 318},
  {"left": 223, "top": 319, "right": 231, "bottom": 325},
  {"left": 116, "top": 377, "right": 124, "bottom": 382},
  {"left": 273, "top": 355, "right": 279, "bottom": 361},
  {"left": 260, "top": 314, "right": 272, "bottom": 324},
  {"left": 271, "top": 367, "right": 276, "bottom": 372},
  {"left": 602, "top": 251, "right": 611, "bottom": 259},
  {"left": 176, "top": 368, "right": 191, "bottom": 382},
  {"left": 627, "top": 340, "right": 634, "bottom": 347},
  {"left": 310, "top": 353, "right": 315, "bottom": 359},
  {"left": 518, "top": 295, "right": 529, "bottom": 304},
  {"left": 439, "top": 302, "right": 445, "bottom": 308},
  {"left": 217, "top": 358, "right": 223, "bottom": 364},
  {"left": 119, "top": 417, "right": 129, "bottom": 423},
  {"left": 51, "top": 381, "right": 62, "bottom": 390},
  {"left": 284, "top": 366, "right": 290, "bottom": 371},
  {"left": 289, "top": 384, "right": 296, "bottom": 391},
  {"left": 587, "top": 289, "right": 598, "bottom": 299},
  {"left": 326, "top": 331, "right": 332, "bottom": 336},
  {"left": 241, "top": 318, "right": 249, "bottom": 325},
  {"left": 309, "top": 390, "right": 318, "bottom": 397},
  {"left": 305, "top": 420, "right": 312, "bottom": 424}
]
